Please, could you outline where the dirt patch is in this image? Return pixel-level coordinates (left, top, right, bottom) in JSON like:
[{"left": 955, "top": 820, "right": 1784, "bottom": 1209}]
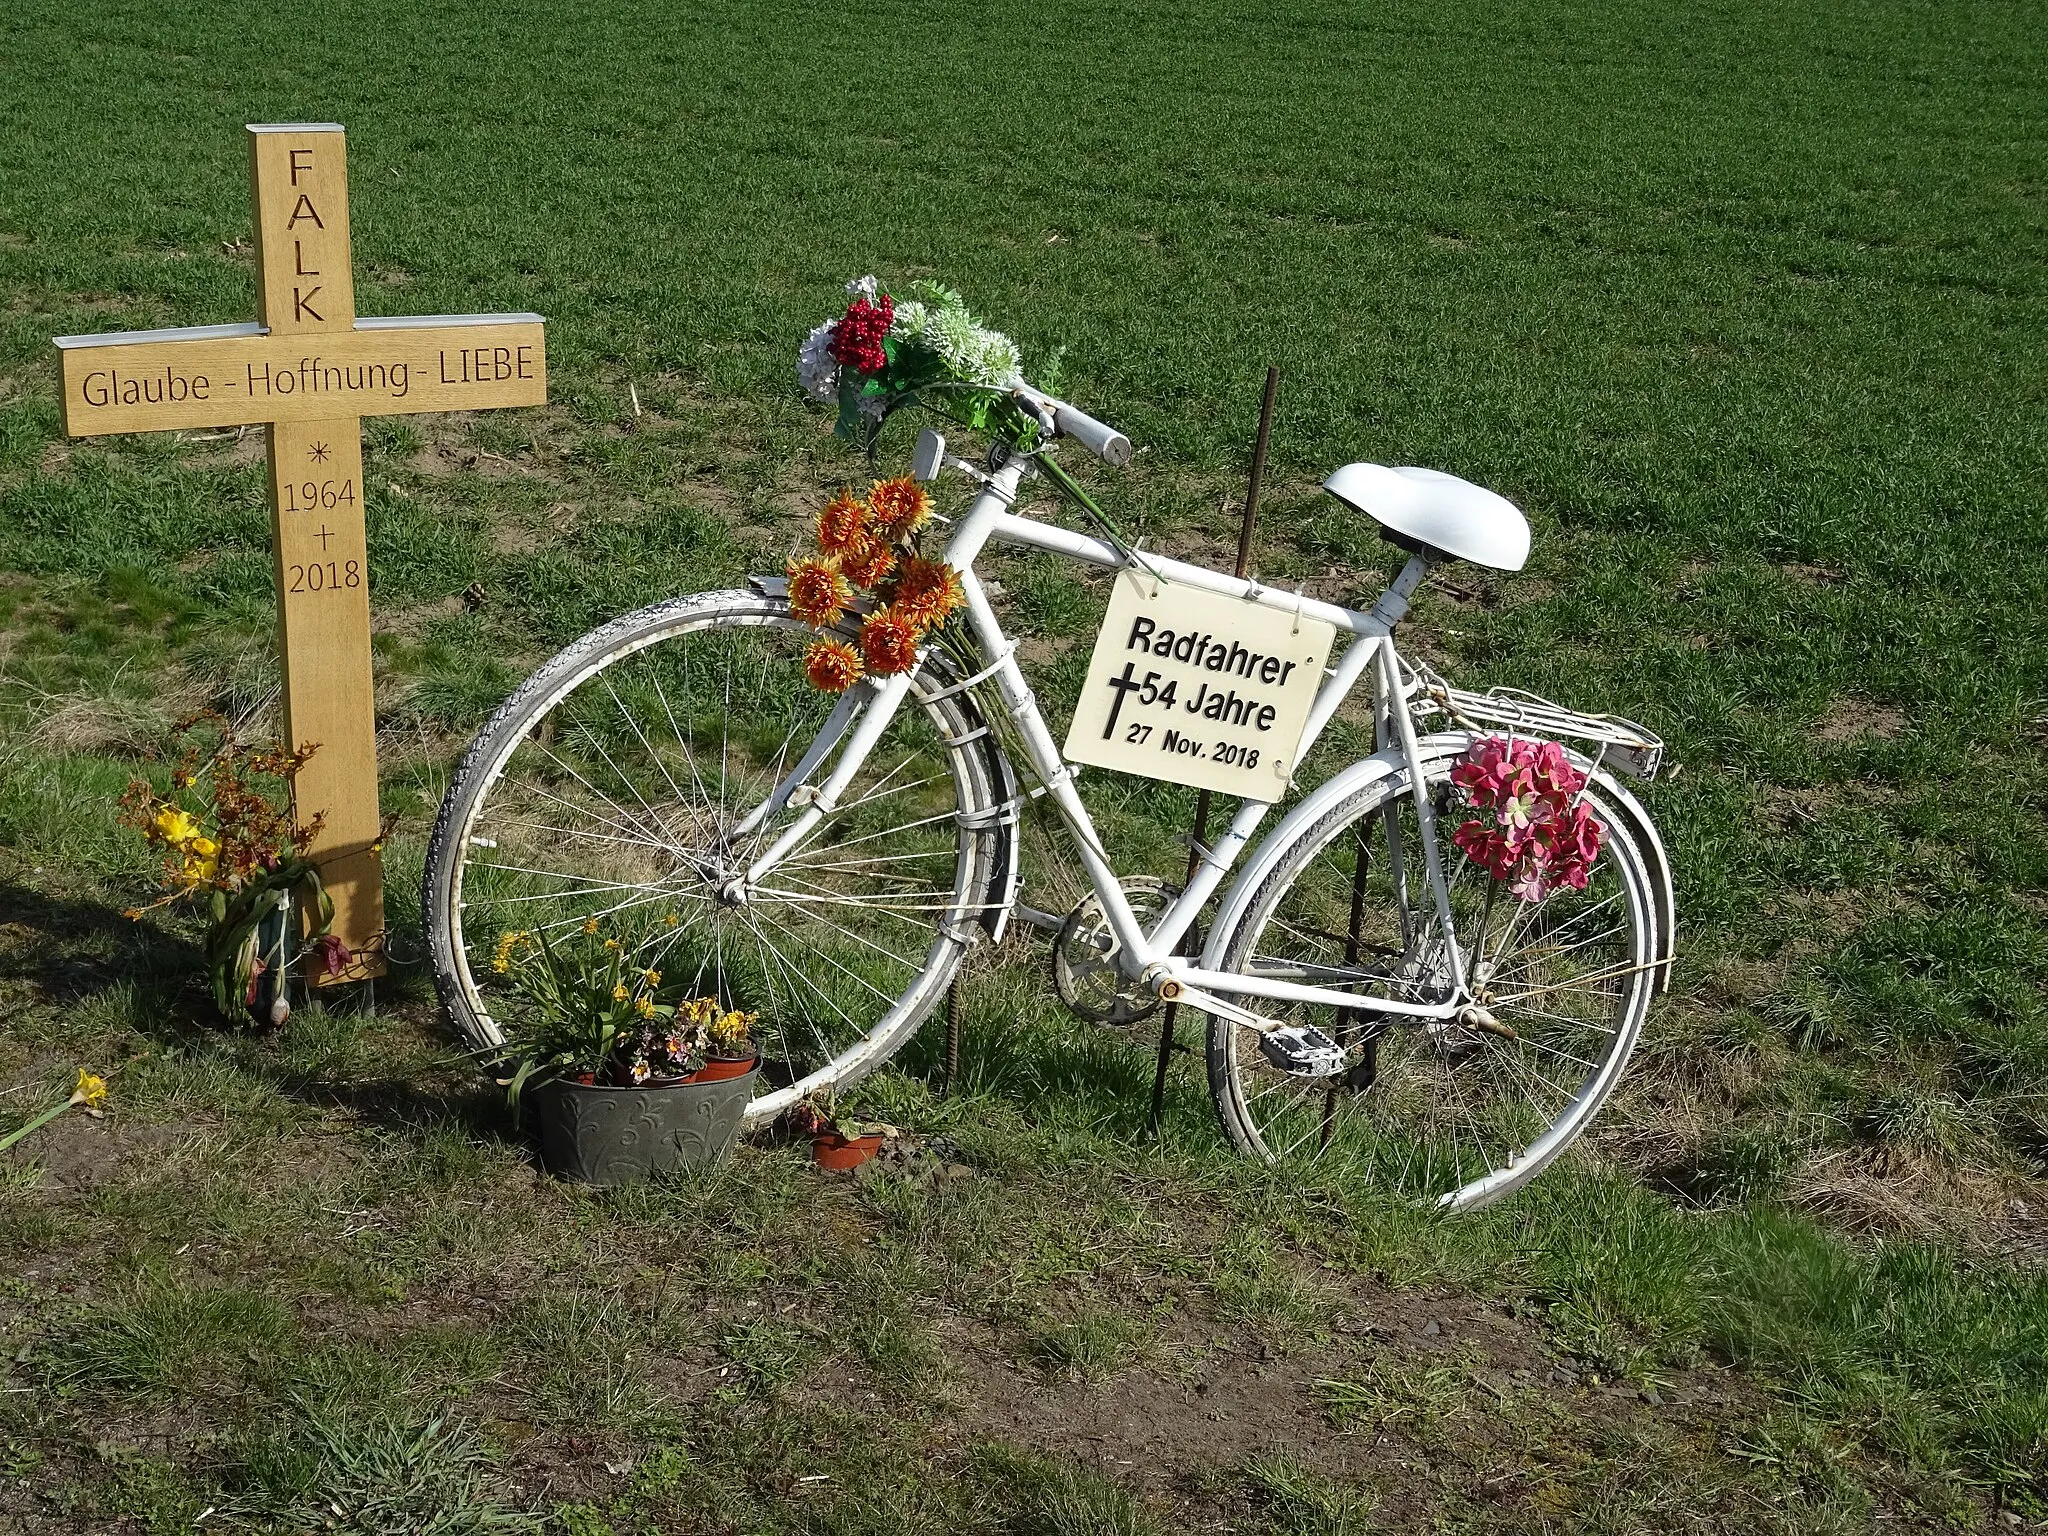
[
  {"left": 1780, "top": 562, "right": 1847, "bottom": 586},
  {"left": 178, "top": 423, "right": 267, "bottom": 466},
  {"left": 1815, "top": 696, "right": 1907, "bottom": 744},
  {"left": 411, "top": 442, "right": 528, "bottom": 480},
  {"left": 9, "top": 1110, "right": 191, "bottom": 1194},
  {"left": 942, "top": 1292, "right": 1765, "bottom": 1523}
]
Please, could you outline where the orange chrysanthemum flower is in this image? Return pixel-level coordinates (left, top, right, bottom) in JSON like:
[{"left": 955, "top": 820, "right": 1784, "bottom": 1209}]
[
  {"left": 787, "top": 556, "right": 854, "bottom": 628},
  {"left": 891, "top": 556, "right": 965, "bottom": 633},
  {"left": 867, "top": 476, "right": 932, "bottom": 540},
  {"left": 804, "top": 638, "right": 864, "bottom": 693},
  {"left": 840, "top": 536, "right": 897, "bottom": 590},
  {"left": 859, "top": 608, "right": 921, "bottom": 676},
  {"left": 816, "top": 491, "right": 869, "bottom": 559}
]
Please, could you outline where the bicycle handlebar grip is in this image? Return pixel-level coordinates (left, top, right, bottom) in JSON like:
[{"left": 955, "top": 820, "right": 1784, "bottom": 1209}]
[{"left": 1015, "top": 385, "right": 1133, "bottom": 468}]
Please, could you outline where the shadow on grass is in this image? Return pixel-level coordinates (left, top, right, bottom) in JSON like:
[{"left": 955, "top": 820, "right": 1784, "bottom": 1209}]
[
  {"left": 0, "top": 875, "right": 211, "bottom": 1032},
  {"left": 0, "top": 875, "right": 519, "bottom": 1155}
]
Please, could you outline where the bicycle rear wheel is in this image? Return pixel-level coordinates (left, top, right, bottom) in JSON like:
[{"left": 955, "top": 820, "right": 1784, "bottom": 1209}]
[
  {"left": 1206, "top": 760, "right": 1659, "bottom": 1210},
  {"left": 423, "top": 589, "right": 1010, "bottom": 1121}
]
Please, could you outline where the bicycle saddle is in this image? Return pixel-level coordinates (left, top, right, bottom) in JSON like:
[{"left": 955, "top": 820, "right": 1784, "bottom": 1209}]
[{"left": 1323, "top": 463, "right": 1530, "bottom": 572}]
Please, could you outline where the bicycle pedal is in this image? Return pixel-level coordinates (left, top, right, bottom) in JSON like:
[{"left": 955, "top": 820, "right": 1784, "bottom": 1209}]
[{"left": 1258, "top": 1025, "right": 1347, "bottom": 1078}]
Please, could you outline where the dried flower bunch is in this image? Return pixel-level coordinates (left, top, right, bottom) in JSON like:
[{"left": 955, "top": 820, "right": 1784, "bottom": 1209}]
[
  {"left": 1449, "top": 736, "right": 1605, "bottom": 902},
  {"left": 119, "top": 714, "right": 350, "bottom": 1020},
  {"left": 489, "top": 919, "right": 756, "bottom": 1100},
  {"left": 788, "top": 476, "right": 966, "bottom": 693}
]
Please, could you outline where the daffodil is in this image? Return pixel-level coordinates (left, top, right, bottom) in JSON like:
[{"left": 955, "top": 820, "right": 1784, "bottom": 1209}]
[
  {"left": 611, "top": 982, "right": 629, "bottom": 1002},
  {"left": 0, "top": 1067, "right": 111, "bottom": 1153},
  {"left": 181, "top": 843, "right": 219, "bottom": 883},
  {"left": 152, "top": 805, "right": 202, "bottom": 847}
]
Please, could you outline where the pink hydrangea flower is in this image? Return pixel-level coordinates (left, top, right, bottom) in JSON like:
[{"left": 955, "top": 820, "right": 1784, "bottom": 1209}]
[{"left": 1449, "top": 736, "right": 1603, "bottom": 900}]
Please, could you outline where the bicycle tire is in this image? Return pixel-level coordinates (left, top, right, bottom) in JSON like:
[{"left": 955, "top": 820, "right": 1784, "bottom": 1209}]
[
  {"left": 1206, "top": 754, "right": 1660, "bottom": 1210},
  {"left": 423, "top": 588, "right": 1011, "bottom": 1123}
]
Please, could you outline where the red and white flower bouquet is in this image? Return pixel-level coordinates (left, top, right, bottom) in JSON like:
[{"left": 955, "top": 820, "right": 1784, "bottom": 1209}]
[{"left": 798, "top": 275, "right": 1044, "bottom": 445}]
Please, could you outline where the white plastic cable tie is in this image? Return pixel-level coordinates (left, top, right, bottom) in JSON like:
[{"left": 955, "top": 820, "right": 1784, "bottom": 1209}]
[
  {"left": 1132, "top": 539, "right": 1164, "bottom": 598},
  {"left": 922, "top": 643, "right": 1017, "bottom": 704}
]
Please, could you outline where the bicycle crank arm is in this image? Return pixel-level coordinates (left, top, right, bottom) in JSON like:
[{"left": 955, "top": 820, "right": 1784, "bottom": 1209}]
[
  {"left": 1156, "top": 963, "right": 1464, "bottom": 1023},
  {"left": 1151, "top": 981, "right": 1351, "bottom": 1078}
]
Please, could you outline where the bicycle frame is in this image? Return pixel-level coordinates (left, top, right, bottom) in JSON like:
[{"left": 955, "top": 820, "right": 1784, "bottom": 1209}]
[{"left": 741, "top": 457, "right": 1476, "bottom": 1029}]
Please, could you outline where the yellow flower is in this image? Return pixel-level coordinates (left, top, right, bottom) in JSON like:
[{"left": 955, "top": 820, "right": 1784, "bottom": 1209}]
[
  {"left": 491, "top": 930, "right": 526, "bottom": 975},
  {"left": 152, "top": 805, "right": 201, "bottom": 847},
  {"left": 603, "top": 938, "right": 620, "bottom": 952},
  {"left": 664, "top": 913, "right": 680, "bottom": 928},
  {"left": 70, "top": 1070, "right": 108, "bottom": 1108},
  {"left": 582, "top": 918, "right": 599, "bottom": 936},
  {"left": 188, "top": 835, "right": 217, "bottom": 859},
  {"left": 634, "top": 995, "right": 657, "bottom": 1019},
  {"left": 612, "top": 983, "right": 629, "bottom": 1002},
  {"left": 641, "top": 968, "right": 661, "bottom": 986}
]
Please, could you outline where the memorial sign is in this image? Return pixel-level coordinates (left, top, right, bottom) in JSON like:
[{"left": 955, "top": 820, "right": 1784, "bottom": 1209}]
[
  {"left": 1063, "top": 570, "right": 1337, "bottom": 800},
  {"left": 54, "top": 124, "right": 548, "bottom": 981}
]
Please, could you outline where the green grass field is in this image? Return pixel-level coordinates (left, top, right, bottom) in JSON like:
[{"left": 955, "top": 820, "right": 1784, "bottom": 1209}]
[{"left": 2, "top": 0, "right": 2045, "bottom": 1529}]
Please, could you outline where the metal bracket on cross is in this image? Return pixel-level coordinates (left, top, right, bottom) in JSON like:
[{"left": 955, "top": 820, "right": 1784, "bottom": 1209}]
[{"left": 52, "top": 123, "right": 549, "bottom": 983}]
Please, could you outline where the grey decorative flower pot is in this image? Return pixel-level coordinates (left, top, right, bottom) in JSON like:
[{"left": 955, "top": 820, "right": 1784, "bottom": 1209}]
[{"left": 531, "top": 1068, "right": 755, "bottom": 1186}]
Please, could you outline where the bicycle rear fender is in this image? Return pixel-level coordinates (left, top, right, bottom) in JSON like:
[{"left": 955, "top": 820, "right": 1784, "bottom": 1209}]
[{"left": 1203, "top": 732, "right": 1675, "bottom": 992}]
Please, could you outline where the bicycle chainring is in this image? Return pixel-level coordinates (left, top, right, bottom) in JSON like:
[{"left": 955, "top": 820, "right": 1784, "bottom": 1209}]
[{"left": 1052, "top": 877, "right": 1177, "bottom": 1028}]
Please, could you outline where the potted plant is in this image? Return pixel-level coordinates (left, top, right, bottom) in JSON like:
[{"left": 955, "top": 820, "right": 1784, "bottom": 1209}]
[
  {"left": 785, "top": 1093, "right": 896, "bottom": 1172},
  {"left": 688, "top": 998, "right": 759, "bottom": 1083},
  {"left": 120, "top": 715, "right": 354, "bottom": 1024},
  {"left": 487, "top": 922, "right": 757, "bottom": 1185}
]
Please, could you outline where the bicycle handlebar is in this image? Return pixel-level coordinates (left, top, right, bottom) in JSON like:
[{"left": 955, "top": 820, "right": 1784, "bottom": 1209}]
[{"left": 1013, "top": 383, "right": 1133, "bottom": 468}]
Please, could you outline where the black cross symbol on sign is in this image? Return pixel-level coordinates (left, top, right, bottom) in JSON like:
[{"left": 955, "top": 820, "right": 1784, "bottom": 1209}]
[
  {"left": 315, "top": 525, "right": 335, "bottom": 550},
  {"left": 1101, "top": 661, "right": 1144, "bottom": 741}
]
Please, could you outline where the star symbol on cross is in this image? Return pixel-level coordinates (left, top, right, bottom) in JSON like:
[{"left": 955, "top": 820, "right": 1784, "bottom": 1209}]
[{"left": 308, "top": 441, "right": 331, "bottom": 464}]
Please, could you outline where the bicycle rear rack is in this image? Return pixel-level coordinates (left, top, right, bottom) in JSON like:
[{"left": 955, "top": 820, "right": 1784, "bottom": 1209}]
[{"left": 1411, "top": 664, "right": 1665, "bottom": 782}]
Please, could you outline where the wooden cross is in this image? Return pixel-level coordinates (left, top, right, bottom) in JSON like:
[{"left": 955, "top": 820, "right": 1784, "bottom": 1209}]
[{"left": 54, "top": 124, "right": 548, "bottom": 983}]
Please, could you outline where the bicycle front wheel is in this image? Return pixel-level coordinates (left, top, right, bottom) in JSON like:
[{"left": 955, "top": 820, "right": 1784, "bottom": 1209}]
[
  {"left": 424, "top": 589, "right": 1010, "bottom": 1122},
  {"left": 1206, "top": 760, "right": 1660, "bottom": 1210}
]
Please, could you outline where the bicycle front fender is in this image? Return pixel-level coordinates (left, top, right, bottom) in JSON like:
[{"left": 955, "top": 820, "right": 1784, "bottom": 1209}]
[{"left": 1202, "top": 732, "right": 1675, "bottom": 991}]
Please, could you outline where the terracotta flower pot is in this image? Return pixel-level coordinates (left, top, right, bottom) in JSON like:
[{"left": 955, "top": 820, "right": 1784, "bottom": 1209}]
[
  {"left": 812, "top": 1132, "right": 884, "bottom": 1171},
  {"left": 531, "top": 1065, "right": 756, "bottom": 1186},
  {"left": 690, "top": 1051, "right": 758, "bottom": 1084}
]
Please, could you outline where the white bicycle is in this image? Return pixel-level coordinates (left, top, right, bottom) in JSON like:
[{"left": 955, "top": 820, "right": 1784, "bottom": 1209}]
[{"left": 425, "top": 389, "right": 1674, "bottom": 1210}]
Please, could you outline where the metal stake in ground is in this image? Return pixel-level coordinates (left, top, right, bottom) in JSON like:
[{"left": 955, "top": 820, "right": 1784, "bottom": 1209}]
[
  {"left": 1148, "top": 364, "right": 1280, "bottom": 1135},
  {"left": 53, "top": 124, "right": 548, "bottom": 981}
]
